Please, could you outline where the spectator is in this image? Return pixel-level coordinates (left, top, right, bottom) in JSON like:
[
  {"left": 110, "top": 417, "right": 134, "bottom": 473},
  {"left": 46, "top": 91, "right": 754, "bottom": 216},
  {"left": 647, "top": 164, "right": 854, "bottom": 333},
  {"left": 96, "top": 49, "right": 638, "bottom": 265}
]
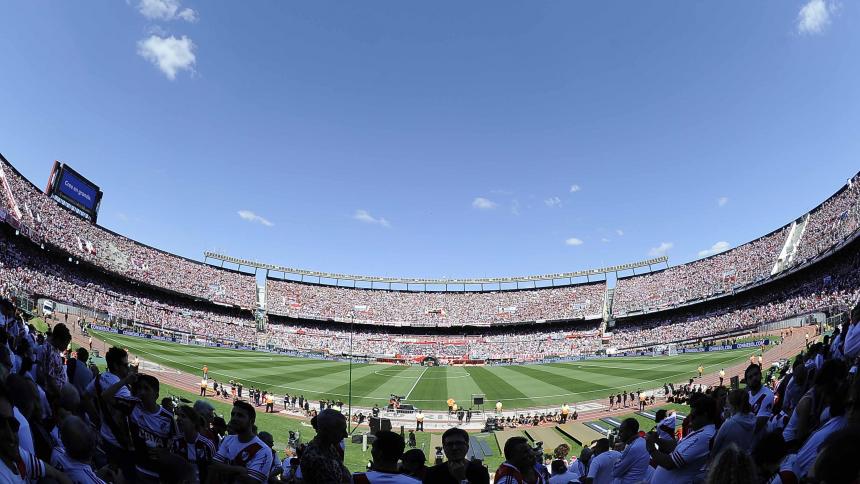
[
  {"left": 401, "top": 449, "right": 427, "bottom": 481},
  {"left": 712, "top": 389, "right": 756, "bottom": 455},
  {"left": 353, "top": 430, "right": 418, "bottom": 483},
  {"left": 173, "top": 405, "right": 216, "bottom": 483},
  {"left": 646, "top": 395, "right": 717, "bottom": 483},
  {"left": 423, "top": 427, "right": 488, "bottom": 484},
  {"left": 300, "top": 409, "right": 350, "bottom": 483},
  {"left": 583, "top": 438, "right": 620, "bottom": 484},
  {"left": 704, "top": 444, "right": 758, "bottom": 484},
  {"left": 127, "top": 373, "right": 178, "bottom": 480},
  {"left": 494, "top": 436, "right": 542, "bottom": 484},
  {"left": 51, "top": 415, "right": 117, "bottom": 484},
  {"left": 210, "top": 400, "right": 274, "bottom": 483},
  {"left": 612, "top": 418, "right": 649, "bottom": 484}
]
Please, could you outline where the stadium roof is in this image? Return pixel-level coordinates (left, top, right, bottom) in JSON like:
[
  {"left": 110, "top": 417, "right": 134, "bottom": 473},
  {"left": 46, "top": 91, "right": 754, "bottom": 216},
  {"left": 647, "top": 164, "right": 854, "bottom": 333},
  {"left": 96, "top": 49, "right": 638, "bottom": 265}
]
[{"left": 203, "top": 251, "right": 668, "bottom": 285}]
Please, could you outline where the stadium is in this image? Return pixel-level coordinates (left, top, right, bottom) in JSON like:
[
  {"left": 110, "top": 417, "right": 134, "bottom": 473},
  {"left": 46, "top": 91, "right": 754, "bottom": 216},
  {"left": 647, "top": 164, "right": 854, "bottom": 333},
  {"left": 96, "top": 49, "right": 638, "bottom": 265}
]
[
  {"left": 0, "top": 148, "right": 858, "bottom": 477},
  {"left": 3, "top": 2, "right": 860, "bottom": 482}
]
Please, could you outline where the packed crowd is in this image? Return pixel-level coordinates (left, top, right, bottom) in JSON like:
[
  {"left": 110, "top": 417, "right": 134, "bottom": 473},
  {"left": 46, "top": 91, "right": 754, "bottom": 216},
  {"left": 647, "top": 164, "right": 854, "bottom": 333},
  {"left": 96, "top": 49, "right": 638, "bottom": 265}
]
[
  {"left": 792, "top": 173, "right": 860, "bottom": 266},
  {"left": 611, "top": 242, "right": 860, "bottom": 349},
  {"left": 523, "top": 304, "right": 860, "bottom": 484},
  {"left": 266, "top": 279, "right": 605, "bottom": 326},
  {"left": 2, "top": 157, "right": 859, "bottom": 332},
  {"left": 6, "top": 224, "right": 860, "bottom": 363},
  {"left": 612, "top": 225, "right": 789, "bottom": 315},
  {"left": 5, "top": 296, "right": 860, "bottom": 483},
  {"left": 613, "top": 173, "right": 860, "bottom": 316},
  {"left": 0, "top": 160, "right": 257, "bottom": 308}
]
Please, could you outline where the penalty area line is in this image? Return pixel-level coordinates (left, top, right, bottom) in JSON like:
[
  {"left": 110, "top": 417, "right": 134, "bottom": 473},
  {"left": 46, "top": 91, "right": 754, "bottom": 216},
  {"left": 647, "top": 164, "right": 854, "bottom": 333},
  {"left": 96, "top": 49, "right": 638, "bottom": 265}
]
[{"left": 404, "top": 366, "right": 429, "bottom": 401}]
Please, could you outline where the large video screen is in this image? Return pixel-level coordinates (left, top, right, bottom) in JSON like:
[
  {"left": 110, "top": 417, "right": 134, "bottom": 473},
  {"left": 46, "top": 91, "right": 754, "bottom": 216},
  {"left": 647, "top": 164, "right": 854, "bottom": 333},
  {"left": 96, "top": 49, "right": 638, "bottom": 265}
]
[{"left": 52, "top": 165, "right": 102, "bottom": 219}]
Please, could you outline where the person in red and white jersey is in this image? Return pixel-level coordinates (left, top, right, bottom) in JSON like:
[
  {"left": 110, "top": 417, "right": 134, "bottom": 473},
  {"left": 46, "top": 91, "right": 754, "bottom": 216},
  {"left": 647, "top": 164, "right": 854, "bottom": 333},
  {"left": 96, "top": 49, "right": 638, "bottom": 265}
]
[
  {"left": 494, "top": 436, "right": 547, "bottom": 484},
  {"left": 745, "top": 364, "right": 774, "bottom": 436},
  {"left": 211, "top": 400, "right": 273, "bottom": 483},
  {"left": 352, "top": 430, "right": 419, "bottom": 483},
  {"left": 127, "top": 374, "right": 179, "bottom": 481},
  {"left": 173, "top": 405, "right": 216, "bottom": 483}
]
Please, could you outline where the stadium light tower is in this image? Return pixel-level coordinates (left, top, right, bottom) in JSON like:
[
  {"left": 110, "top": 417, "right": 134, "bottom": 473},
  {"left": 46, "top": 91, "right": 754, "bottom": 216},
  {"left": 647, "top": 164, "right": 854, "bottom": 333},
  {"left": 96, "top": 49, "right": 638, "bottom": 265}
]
[{"left": 348, "top": 305, "right": 368, "bottom": 432}]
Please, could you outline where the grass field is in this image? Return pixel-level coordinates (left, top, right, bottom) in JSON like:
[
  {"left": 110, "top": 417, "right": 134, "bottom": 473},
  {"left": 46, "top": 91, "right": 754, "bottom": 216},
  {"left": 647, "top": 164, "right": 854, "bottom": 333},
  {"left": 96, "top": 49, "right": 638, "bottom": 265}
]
[{"left": 92, "top": 330, "right": 760, "bottom": 410}]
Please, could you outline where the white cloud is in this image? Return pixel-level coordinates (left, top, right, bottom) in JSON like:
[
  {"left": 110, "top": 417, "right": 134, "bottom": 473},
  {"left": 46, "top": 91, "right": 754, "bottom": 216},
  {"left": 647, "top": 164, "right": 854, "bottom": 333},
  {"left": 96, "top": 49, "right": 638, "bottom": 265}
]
[
  {"left": 797, "top": 0, "right": 834, "bottom": 34},
  {"left": 137, "top": 35, "right": 196, "bottom": 80},
  {"left": 472, "top": 197, "right": 498, "bottom": 210},
  {"left": 565, "top": 237, "right": 584, "bottom": 246},
  {"left": 698, "top": 241, "right": 731, "bottom": 257},
  {"left": 353, "top": 209, "right": 390, "bottom": 227},
  {"left": 601, "top": 237, "right": 610, "bottom": 243},
  {"left": 648, "top": 242, "right": 674, "bottom": 257},
  {"left": 138, "top": 0, "right": 198, "bottom": 22},
  {"left": 569, "top": 184, "right": 581, "bottom": 193},
  {"left": 544, "top": 196, "right": 562, "bottom": 208},
  {"left": 238, "top": 210, "right": 273, "bottom": 227},
  {"left": 717, "top": 196, "right": 729, "bottom": 207},
  {"left": 616, "top": 229, "right": 624, "bottom": 236},
  {"left": 116, "top": 212, "right": 129, "bottom": 222},
  {"left": 510, "top": 199, "right": 521, "bottom": 216}
]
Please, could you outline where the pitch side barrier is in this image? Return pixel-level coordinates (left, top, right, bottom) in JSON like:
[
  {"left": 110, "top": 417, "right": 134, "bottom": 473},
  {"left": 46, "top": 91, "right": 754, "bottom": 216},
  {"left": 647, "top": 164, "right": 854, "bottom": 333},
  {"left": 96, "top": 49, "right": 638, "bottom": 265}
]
[{"left": 89, "top": 324, "right": 369, "bottom": 363}]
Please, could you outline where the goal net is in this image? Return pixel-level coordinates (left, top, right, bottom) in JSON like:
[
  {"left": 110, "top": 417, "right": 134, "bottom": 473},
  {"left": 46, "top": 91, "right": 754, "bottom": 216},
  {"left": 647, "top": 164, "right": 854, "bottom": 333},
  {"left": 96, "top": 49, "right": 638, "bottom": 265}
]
[{"left": 652, "top": 343, "right": 678, "bottom": 357}]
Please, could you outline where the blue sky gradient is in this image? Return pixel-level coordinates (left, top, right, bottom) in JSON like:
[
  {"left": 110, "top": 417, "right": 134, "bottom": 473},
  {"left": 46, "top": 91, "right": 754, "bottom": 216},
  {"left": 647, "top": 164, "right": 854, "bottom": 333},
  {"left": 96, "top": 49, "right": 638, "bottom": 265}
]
[{"left": 0, "top": 1, "right": 857, "bottom": 280}]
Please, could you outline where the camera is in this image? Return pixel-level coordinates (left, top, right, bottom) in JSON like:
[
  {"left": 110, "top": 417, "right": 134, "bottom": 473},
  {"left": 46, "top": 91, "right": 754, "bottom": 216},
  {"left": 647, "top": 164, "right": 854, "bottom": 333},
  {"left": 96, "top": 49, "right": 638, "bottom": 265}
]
[
  {"left": 532, "top": 441, "right": 544, "bottom": 459},
  {"left": 607, "top": 428, "right": 619, "bottom": 449}
]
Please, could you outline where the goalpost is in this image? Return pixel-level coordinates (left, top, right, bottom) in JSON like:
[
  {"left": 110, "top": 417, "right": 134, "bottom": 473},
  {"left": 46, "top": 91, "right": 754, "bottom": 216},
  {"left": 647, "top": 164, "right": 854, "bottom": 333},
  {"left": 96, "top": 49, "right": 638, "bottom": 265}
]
[
  {"left": 179, "top": 333, "right": 190, "bottom": 345},
  {"left": 651, "top": 343, "right": 678, "bottom": 356}
]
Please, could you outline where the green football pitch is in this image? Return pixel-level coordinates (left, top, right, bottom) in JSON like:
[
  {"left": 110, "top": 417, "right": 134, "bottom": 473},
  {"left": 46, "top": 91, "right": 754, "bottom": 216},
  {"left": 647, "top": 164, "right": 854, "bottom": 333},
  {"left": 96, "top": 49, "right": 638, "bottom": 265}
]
[{"left": 92, "top": 330, "right": 760, "bottom": 410}]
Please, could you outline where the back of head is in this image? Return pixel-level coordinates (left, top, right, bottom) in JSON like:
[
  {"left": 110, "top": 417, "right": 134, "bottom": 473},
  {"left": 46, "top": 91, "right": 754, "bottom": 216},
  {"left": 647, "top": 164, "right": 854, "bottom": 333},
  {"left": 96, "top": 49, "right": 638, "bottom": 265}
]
[
  {"left": 504, "top": 436, "right": 529, "bottom": 461},
  {"left": 813, "top": 426, "right": 860, "bottom": 483},
  {"left": 655, "top": 409, "right": 667, "bottom": 422},
  {"left": 752, "top": 432, "right": 786, "bottom": 468},
  {"left": 691, "top": 394, "right": 718, "bottom": 424},
  {"left": 706, "top": 444, "right": 758, "bottom": 484},
  {"left": 52, "top": 323, "right": 71, "bottom": 347},
  {"left": 105, "top": 346, "right": 128, "bottom": 372},
  {"left": 592, "top": 438, "right": 610, "bottom": 454},
  {"left": 550, "top": 459, "right": 567, "bottom": 475},
  {"left": 620, "top": 417, "right": 639, "bottom": 435},
  {"left": 728, "top": 389, "right": 751, "bottom": 414},
  {"left": 372, "top": 430, "right": 405, "bottom": 465},
  {"left": 61, "top": 415, "right": 96, "bottom": 462},
  {"left": 194, "top": 399, "right": 215, "bottom": 419}
]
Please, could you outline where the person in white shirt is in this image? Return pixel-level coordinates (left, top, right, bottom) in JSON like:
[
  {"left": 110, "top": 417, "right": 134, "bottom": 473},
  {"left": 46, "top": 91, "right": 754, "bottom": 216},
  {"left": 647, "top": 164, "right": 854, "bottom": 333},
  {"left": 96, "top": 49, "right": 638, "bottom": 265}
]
[
  {"left": 745, "top": 364, "right": 774, "bottom": 435},
  {"left": 584, "top": 438, "right": 621, "bottom": 484},
  {"left": 0, "top": 383, "right": 69, "bottom": 484},
  {"left": 647, "top": 395, "right": 718, "bottom": 484},
  {"left": 352, "top": 430, "right": 419, "bottom": 483},
  {"left": 51, "top": 416, "right": 118, "bottom": 484},
  {"left": 548, "top": 459, "right": 581, "bottom": 484},
  {"left": 211, "top": 401, "right": 274, "bottom": 483},
  {"left": 612, "top": 418, "right": 649, "bottom": 484}
]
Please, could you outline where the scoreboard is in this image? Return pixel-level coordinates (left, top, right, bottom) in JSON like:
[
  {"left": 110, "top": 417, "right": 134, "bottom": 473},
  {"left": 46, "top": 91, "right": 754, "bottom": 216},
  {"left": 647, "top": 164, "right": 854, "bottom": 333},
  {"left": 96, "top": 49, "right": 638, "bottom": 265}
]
[{"left": 46, "top": 161, "right": 103, "bottom": 222}]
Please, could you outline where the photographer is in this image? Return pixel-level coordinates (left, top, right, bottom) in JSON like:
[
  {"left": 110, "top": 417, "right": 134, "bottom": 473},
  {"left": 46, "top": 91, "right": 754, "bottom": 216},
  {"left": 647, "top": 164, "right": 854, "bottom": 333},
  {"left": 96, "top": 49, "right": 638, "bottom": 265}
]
[{"left": 423, "top": 428, "right": 488, "bottom": 484}]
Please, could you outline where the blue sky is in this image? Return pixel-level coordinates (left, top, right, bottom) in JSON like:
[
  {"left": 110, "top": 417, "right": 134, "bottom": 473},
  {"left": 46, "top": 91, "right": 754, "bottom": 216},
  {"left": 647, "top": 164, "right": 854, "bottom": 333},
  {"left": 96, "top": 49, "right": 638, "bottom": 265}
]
[{"left": 0, "top": 1, "right": 858, "bottom": 281}]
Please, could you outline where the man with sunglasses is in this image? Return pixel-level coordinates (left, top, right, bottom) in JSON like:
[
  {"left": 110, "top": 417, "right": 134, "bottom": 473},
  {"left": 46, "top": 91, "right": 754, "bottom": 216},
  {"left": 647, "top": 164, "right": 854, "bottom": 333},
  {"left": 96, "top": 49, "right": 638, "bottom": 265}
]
[{"left": 422, "top": 427, "right": 489, "bottom": 484}]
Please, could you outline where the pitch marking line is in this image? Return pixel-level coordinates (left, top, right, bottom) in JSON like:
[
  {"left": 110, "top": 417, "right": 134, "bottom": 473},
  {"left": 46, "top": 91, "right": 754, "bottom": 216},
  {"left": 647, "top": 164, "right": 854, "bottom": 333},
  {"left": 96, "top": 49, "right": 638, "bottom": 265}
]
[{"left": 404, "top": 366, "right": 429, "bottom": 401}]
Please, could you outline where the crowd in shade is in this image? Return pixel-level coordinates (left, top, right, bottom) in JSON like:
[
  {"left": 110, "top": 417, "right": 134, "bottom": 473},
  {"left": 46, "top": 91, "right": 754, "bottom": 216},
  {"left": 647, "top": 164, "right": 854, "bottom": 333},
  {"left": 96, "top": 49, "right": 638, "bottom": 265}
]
[{"left": 5, "top": 297, "right": 857, "bottom": 483}]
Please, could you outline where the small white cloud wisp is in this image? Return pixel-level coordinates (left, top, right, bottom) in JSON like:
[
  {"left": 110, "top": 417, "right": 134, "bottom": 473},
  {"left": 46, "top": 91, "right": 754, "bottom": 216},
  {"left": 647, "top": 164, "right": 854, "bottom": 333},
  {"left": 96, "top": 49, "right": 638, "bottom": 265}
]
[{"left": 238, "top": 210, "right": 273, "bottom": 227}]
